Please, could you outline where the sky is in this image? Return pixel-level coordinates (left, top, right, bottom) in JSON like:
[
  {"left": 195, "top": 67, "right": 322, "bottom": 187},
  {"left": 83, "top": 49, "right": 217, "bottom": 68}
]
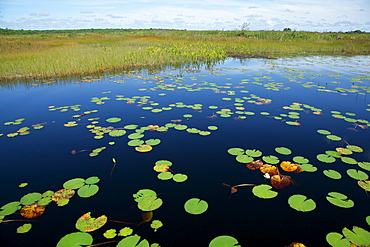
[{"left": 0, "top": 0, "right": 369, "bottom": 32}]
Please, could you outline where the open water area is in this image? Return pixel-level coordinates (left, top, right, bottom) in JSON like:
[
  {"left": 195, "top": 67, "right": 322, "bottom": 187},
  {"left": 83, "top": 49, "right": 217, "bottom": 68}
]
[{"left": 1, "top": 56, "right": 370, "bottom": 247}]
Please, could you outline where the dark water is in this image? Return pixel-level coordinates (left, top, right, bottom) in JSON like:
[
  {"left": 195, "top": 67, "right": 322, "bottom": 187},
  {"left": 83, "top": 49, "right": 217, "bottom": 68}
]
[{"left": 1, "top": 56, "right": 369, "bottom": 247}]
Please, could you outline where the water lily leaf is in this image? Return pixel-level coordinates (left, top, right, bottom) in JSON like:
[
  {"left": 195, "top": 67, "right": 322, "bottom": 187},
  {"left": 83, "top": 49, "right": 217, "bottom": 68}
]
[
  {"left": 124, "top": 124, "right": 138, "bottom": 130},
  {"left": 366, "top": 216, "right": 370, "bottom": 225},
  {"left": 275, "top": 147, "right": 292, "bottom": 155},
  {"left": 63, "top": 178, "right": 85, "bottom": 190},
  {"left": 19, "top": 183, "right": 28, "bottom": 188},
  {"left": 106, "top": 117, "right": 121, "bottom": 123},
  {"left": 346, "top": 145, "right": 363, "bottom": 153},
  {"left": 252, "top": 184, "right": 278, "bottom": 199},
  {"left": 187, "top": 128, "right": 200, "bottom": 133},
  {"left": 37, "top": 197, "right": 52, "bottom": 206},
  {"left": 262, "top": 155, "right": 280, "bottom": 165},
  {"left": 326, "top": 150, "right": 342, "bottom": 158},
  {"left": 155, "top": 160, "right": 172, "bottom": 166},
  {"left": 236, "top": 155, "right": 254, "bottom": 163},
  {"left": 346, "top": 169, "right": 369, "bottom": 180},
  {"left": 183, "top": 114, "right": 193, "bottom": 118},
  {"left": 20, "top": 203, "right": 45, "bottom": 218},
  {"left": 292, "top": 156, "right": 309, "bottom": 164},
  {"left": 77, "top": 185, "right": 99, "bottom": 198},
  {"left": 20, "top": 192, "right": 42, "bottom": 206},
  {"left": 52, "top": 189, "right": 75, "bottom": 202},
  {"left": 199, "top": 131, "right": 211, "bottom": 136},
  {"left": 150, "top": 220, "right": 163, "bottom": 232},
  {"left": 245, "top": 149, "right": 262, "bottom": 157},
  {"left": 135, "top": 144, "right": 153, "bottom": 152},
  {"left": 288, "top": 194, "right": 316, "bottom": 212},
  {"left": 75, "top": 212, "right": 107, "bottom": 232},
  {"left": 56, "top": 232, "right": 93, "bottom": 247},
  {"left": 184, "top": 198, "right": 208, "bottom": 215},
  {"left": 119, "top": 227, "right": 133, "bottom": 237},
  {"left": 208, "top": 126, "right": 218, "bottom": 131},
  {"left": 341, "top": 157, "right": 357, "bottom": 165},
  {"left": 116, "top": 235, "right": 149, "bottom": 247},
  {"left": 127, "top": 139, "right": 144, "bottom": 147},
  {"left": 173, "top": 173, "right": 188, "bottom": 182},
  {"left": 17, "top": 223, "right": 32, "bottom": 234},
  {"left": 133, "top": 189, "right": 157, "bottom": 203},
  {"left": 336, "top": 148, "right": 352, "bottom": 155},
  {"left": 342, "top": 226, "right": 370, "bottom": 247},
  {"left": 323, "top": 170, "right": 342, "bottom": 179},
  {"left": 326, "top": 232, "right": 350, "bottom": 247},
  {"left": 85, "top": 176, "right": 100, "bottom": 185},
  {"left": 358, "top": 180, "right": 370, "bottom": 192},
  {"left": 326, "top": 192, "right": 354, "bottom": 208},
  {"left": 326, "top": 135, "right": 342, "bottom": 141},
  {"left": 145, "top": 139, "right": 161, "bottom": 146},
  {"left": 57, "top": 198, "right": 70, "bottom": 207},
  {"left": 108, "top": 129, "right": 126, "bottom": 137},
  {"left": 128, "top": 133, "right": 144, "bottom": 139},
  {"left": 0, "top": 201, "right": 21, "bottom": 216},
  {"left": 174, "top": 124, "right": 187, "bottom": 130},
  {"left": 137, "top": 196, "right": 163, "bottom": 211},
  {"left": 358, "top": 162, "right": 370, "bottom": 171},
  {"left": 157, "top": 172, "right": 173, "bottom": 180},
  {"left": 299, "top": 164, "right": 317, "bottom": 172},
  {"left": 209, "top": 235, "right": 241, "bottom": 247},
  {"left": 103, "top": 229, "right": 117, "bottom": 239},
  {"left": 227, "top": 148, "right": 244, "bottom": 156},
  {"left": 317, "top": 129, "right": 331, "bottom": 135},
  {"left": 316, "top": 154, "right": 336, "bottom": 163}
]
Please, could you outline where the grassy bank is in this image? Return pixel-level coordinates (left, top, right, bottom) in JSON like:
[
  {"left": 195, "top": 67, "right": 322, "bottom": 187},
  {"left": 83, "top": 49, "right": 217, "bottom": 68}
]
[{"left": 1, "top": 29, "right": 369, "bottom": 81}]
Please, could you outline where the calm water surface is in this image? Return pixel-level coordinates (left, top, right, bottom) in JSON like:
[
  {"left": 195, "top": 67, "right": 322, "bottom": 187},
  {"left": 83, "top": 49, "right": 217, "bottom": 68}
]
[{"left": 1, "top": 56, "right": 370, "bottom": 247}]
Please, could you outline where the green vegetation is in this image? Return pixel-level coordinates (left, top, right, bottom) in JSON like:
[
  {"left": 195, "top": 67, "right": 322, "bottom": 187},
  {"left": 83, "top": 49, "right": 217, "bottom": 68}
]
[{"left": 1, "top": 28, "right": 369, "bottom": 80}]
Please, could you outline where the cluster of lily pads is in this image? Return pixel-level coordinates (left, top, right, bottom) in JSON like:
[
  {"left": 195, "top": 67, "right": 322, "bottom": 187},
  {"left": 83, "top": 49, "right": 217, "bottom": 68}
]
[{"left": 153, "top": 159, "right": 188, "bottom": 182}]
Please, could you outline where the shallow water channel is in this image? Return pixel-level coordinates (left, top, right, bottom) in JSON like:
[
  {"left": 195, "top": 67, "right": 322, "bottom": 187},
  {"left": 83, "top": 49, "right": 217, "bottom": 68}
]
[{"left": 1, "top": 56, "right": 370, "bottom": 247}]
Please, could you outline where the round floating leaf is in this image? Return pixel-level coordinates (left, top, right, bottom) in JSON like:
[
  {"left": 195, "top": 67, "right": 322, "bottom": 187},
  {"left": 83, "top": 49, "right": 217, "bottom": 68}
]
[
  {"left": 56, "top": 232, "right": 93, "bottom": 247},
  {"left": 236, "top": 155, "right": 254, "bottom": 164},
  {"left": 116, "top": 235, "right": 149, "bottom": 247},
  {"left": 292, "top": 156, "right": 309, "bottom": 164},
  {"left": 109, "top": 129, "right": 126, "bottom": 137},
  {"left": 317, "top": 129, "right": 331, "bottom": 135},
  {"left": 275, "top": 147, "right": 292, "bottom": 155},
  {"left": 367, "top": 216, "right": 370, "bottom": 225},
  {"left": 173, "top": 174, "right": 188, "bottom": 182},
  {"left": 127, "top": 139, "right": 144, "bottom": 147},
  {"left": 128, "top": 133, "right": 144, "bottom": 139},
  {"left": 19, "top": 183, "right": 28, "bottom": 188},
  {"left": 174, "top": 124, "right": 187, "bottom": 130},
  {"left": 336, "top": 148, "right": 352, "bottom": 155},
  {"left": 75, "top": 212, "right": 107, "bottom": 232},
  {"left": 227, "top": 148, "right": 244, "bottom": 156},
  {"left": 145, "top": 139, "right": 161, "bottom": 146},
  {"left": 52, "top": 189, "right": 75, "bottom": 202},
  {"left": 341, "top": 157, "right": 358, "bottom": 165},
  {"left": 150, "top": 220, "right": 163, "bottom": 232},
  {"left": 85, "top": 176, "right": 100, "bottom": 185},
  {"left": 157, "top": 172, "right": 173, "bottom": 180},
  {"left": 252, "top": 184, "right": 278, "bottom": 199},
  {"left": 119, "top": 227, "right": 133, "bottom": 237},
  {"left": 323, "top": 170, "right": 342, "bottom": 179},
  {"left": 288, "top": 194, "right": 316, "bottom": 212},
  {"left": 358, "top": 180, "right": 370, "bottom": 192},
  {"left": 358, "top": 162, "right": 370, "bottom": 171},
  {"left": 199, "top": 131, "right": 211, "bottom": 136},
  {"left": 208, "top": 126, "right": 218, "bottom": 131},
  {"left": 209, "top": 235, "right": 241, "bottom": 247},
  {"left": 183, "top": 114, "right": 193, "bottom": 118},
  {"left": 326, "top": 232, "right": 350, "bottom": 247},
  {"left": 103, "top": 229, "right": 117, "bottom": 239},
  {"left": 155, "top": 160, "right": 172, "bottom": 166},
  {"left": 346, "top": 145, "right": 363, "bottom": 153},
  {"left": 342, "top": 226, "right": 370, "bottom": 247},
  {"left": 57, "top": 198, "right": 70, "bottom": 207},
  {"left": 124, "top": 124, "right": 138, "bottom": 130},
  {"left": 20, "top": 193, "right": 42, "bottom": 206},
  {"left": 187, "top": 128, "right": 200, "bottom": 134},
  {"left": 326, "top": 192, "right": 354, "bottom": 208},
  {"left": 299, "top": 164, "right": 317, "bottom": 172},
  {"left": 38, "top": 197, "right": 52, "bottom": 206},
  {"left": 245, "top": 149, "right": 262, "bottom": 157},
  {"left": 106, "top": 117, "right": 121, "bottom": 123},
  {"left": 137, "top": 196, "right": 163, "bottom": 211},
  {"left": 135, "top": 144, "right": 153, "bottom": 152},
  {"left": 17, "top": 223, "right": 32, "bottom": 234},
  {"left": 0, "top": 201, "right": 21, "bottom": 216},
  {"left": 77, "top": 185, "right": 99, "bottom": 198},
  {"left": 154, "top": 164, "right": 169, "bottom": 172},
  {"left": 316, "top": 154, "right": 336, "bottom": 163},
  {"left": 346, "top": 169, "right": 369, "bottom": 180},
  {"left": 262, "top": 155, "right": 280, "bottom": 165},
  {"left": 184, "top": 198, "right": 208, "bottom": 215},
  {"left": 63, "top": 178, "right": 85, "bottom": 190},
  {"left": 326, "top": 150, "right": 342, "bottom": 158},
  {"left": 20, "top": 203, "right": 45, "bottom": 218},
  {"left": 326, "top": 135, "right": 342, "bottom": 141},
  {"left": 133, "top": 189, "right": 157, "bottom": 203}
]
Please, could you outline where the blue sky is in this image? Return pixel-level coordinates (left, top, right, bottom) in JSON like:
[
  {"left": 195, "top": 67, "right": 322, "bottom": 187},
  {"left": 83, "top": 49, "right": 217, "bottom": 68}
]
[{"left": 1, "top": 0, "right": 369, "bottom": 31}]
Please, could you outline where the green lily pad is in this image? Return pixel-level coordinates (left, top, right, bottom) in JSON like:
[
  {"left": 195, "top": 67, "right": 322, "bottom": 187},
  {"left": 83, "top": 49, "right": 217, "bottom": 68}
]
[
  {"left": 174, "top": 124, "right": 187, "bottom": 130},
  {"left": 245, "top": 149, "right": 263, "bottom": 157},
  {"left": 20, "top": 193, "right": 42, "bottom": 206},
  {"left": 173, "top": 173, "right": 188, "bottom": 182},
  {"left": 346, "top": 145, "right": 363, "bottom": 153},
  {"left": 17, "top": 223, "right": 32, "bottom": 234},
  {"left": 207, "top": 126, "right": 218, "bottom": 131},
  {"left": 133, "top": 189, "right": 157, "bottom": 203},
  {"left": 342, "top": 226, "right": 370, "bottom": 247},
  {"left": 288, "top": 194, "right": 316, "bottom": 212},
  {"left": 157, "top": 172, "right": 173, "bottom": 180},
  {"left": 341, "top": 157, "right": 358, "bottom": 165},
  {"left": 128, "top": 133, "right": 144, "bottom": 139},
  {"left": 75, "top": 212, "right": 107, "bottom": 232},
  {"left": 358, "top": 180, "right": 370, "bottom": 192},
  {"left": 137, "top": 196, "right": 163, "bottom": 211},
  {"left": 0, "top": 201, "right": 21, "bottom": 216},
  {"left": 85, "top": 176, "right": 100, "bottom": 185},
  {"left": 262, "top": 155, "right": 279, "bottom": 165},
  {"left": 367, "top": 216, "right": 370, "bottom": 225},
  {"left": 252, "top": 184, "right": 278, "bottom": 199},
  {"left": 275, "top": 147, "right": 292, "bottom": 155},
  {"left": 292, "top": 156, "right": 309, "bottom": 164},
  {"left": 18, "top": 183, "right": 28, "bottom": 188},
  {"left": 236, "top": 155, "right": 254, "bottom": 163},
  {"left": 145, "top": 139, "right": 161, "bottom": 146},
  {"left": 116, "top": 235, "right": 149, "bottom": 247},
  {"left": 326, "top": 232, "right": 350, "bottom": 247},
  {"left": 183, "top": 114, "right": 193, "bottom": 118},
  {"left": 127, "top": 139, "right": 144, "bottom": 146},
  {"left": 103, "top": 229, "right": 117, "bottom": 239},
  {"left": 299, "top": 164, "right": 317, "bottom": 172},
  {"left": 317, "top": 154, "right": 336, "bottom": 163},
  {"left": 184, "top": 198, "right": 208, "bottom": 215},
  {"left": 323, "top": 170, "right": 342, "bottom": 179},
  {"left": 326, "top": 150, "right": 342, "bottom": 158},
  {"left": 199, "top": 131, "right": 211, "bottom": 136},
  {"left": 326, "top": 192, "right": 354, "bottom": 208},
  {"left": 317, "top": 129, "right": 331, "bottom": 135},
  {"left": 346, "top": 169, "right": 369, "bottom": 180},
  {"left": 106, "top": 117, "right": 121, "bottom": 123},
  {"left": 63, "top": 178, "right": 85, "bottom": 190},
  {"left": 119, "top": 227, "right": 133, "bottom": 237},
  {"left": 150, "top": 220, "right": 163, "bottom": 232},
  {"left": 227, "top": 148, "right": 245, "bottom": 156},
  {"left": 155, "top": 160, "right": 172, "bottom": 166},
  {"left": 124, "top": 124, "right": 138, "bottom": 130},
  {"left": 77, "top": 185, "right": 99, "bottom": 198},
  {"left": 209, "top": 235, "right": 241, "bottom": 247},
  {"left": 358, "top": 162, "right": 370, "bottom": 171},
  {"left": 56, "top": 232, "right": 93, "bottom": 247},
  {"left": 326, "top": 135, "right": 342, "bottom": 141},
  {"left": 57, "top": 198, "right": 70, "bottom": 207},
  {"left": 186, "top": 128, "right": 201, "bottom": 133},
  {"left": 109, "top": 129, "right": 126, "bottom": 137},
  {"left": 38, "top": 197, "right": 53, "bottom": 206}
]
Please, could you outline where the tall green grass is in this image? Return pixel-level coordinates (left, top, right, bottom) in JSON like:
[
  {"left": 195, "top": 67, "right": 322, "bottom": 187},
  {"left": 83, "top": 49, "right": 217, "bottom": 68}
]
[{"left": 1, "top": 30, "right": 369, "bottom": 81}]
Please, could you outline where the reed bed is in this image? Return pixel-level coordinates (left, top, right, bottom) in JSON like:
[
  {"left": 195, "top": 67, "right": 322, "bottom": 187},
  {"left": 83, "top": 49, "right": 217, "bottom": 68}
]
[{"left": 1, "top": 30, "right": 369, "bottom": 81}]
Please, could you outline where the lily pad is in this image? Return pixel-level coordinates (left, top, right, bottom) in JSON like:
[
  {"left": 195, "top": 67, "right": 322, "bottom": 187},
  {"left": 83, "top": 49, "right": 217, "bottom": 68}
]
[
  {"left": 133, "top": 189, "right": 157, "bottom": 203},
  {"left": 323, "top": 170, "right": 342, "bottom": 179},
  {"left": 75, "top": 212, "right": 107, "bottom": 232},
  {"left": 20, "top": 193, "right": 42, "bottom": 206},
  {"left": 227, "top": 148, "right": 245, "bottom": 156},
  {"left": 0, "top": 201, "right": 21, "bottom": 216},
  {"left": 275, "top": 147, "right": 292, "bottom": 155},
  {"left": 262, "top": 155, "right": 280, "bottom": 165},
  {"left": 77, "top": 185, "right": 99, "bottom": 198},
  {"left": 150, "top": 220, "right": 163, "bottom": 232},
  {"left": 317, "top": 129, "right": 331, "bottom": 135},
  {"left": 342, "top": 226, "right": 370, "bottom": 247},
  {"left": 292, "top": 156, "right": 309, "bottom": 164},
  {"left": 127, "top": 139, "right": 144, "bottom": 147},
  {"left": 106, "top": 117, "right": 121, "bottom": 123},
  {"left": 326, "top": 192, "right": 354, "bottom": 208},
  {"left": 116, "top": 235, "right": 149, "bottom": 247},
  {"left": 63, "top": 178, "right": 85, "bottom": 190},
  {"left": 326, "top": 150, "right": 342, "bottom": 158},
  {"left": 341, "top": 157, "right": 358, "bottom": 165},
  {"left": 326, "top": 232, "right": 350, "bottom": 247},
  {"left": 119, "top": 227, "right": 133, "bottom": 237},
  {"left": 346, "top": 145, "right": 363, "bottom": 153},
  {"left": 316, "top": 154, "right": 336, "bottom": 163},
  {"left": 157, "top": 172, "right": 173, "bottom": 180},
  {"left": 288, "top": 194, "right": 316, "bottom": 212},
  {"left": 346, "top": 169, "right": 369, "bottom": 180},
  {"left": 358, "top": 180, "right": 370, "bottom": 192},
  {"left": 209, "top": 235, "right": 241, "bottom": 247},
  {"left": 103, "top": 229, "right": 117, "bottom": 239},
  {"left": 299, "top": 164, "right": 317, "bottom": 172},
  {"left": 17, "top": 223, "right": 32, "bottom": 234},
  {"left": 245, "top": 149, "right": 263, "bottom": 157},
  {"left": 252, "top": 184, "right": 278, "bottom": 199},
  {"left": 145, "top": 139, "right": 161, "bottom": 146},
  {"left": 56, "top": 232, "right": 93, "bottom": 247},
  {"left": 184, "top": 198, "right": 208, "bottom": 215},
  {"left": 137, "top": 196, "right": 163, "bottom": 211},
  {"left": 236, "top": 155, "right": 254, "bottom": 163},
  {"left": 326, "top": 135, "right": 342, "bottom": 141},
  {"left": 85, "top": 176, "right": 100, "bottom": 185},
  {"left": 173, "top": 173, "right": 188, "bottom": 182},
  {"left": 135, "top": 144, "right": 153, "bottom": 152},
  {"left": 128, "top": 133, "right": 144, "bottom": 139},
  {"left": 358, "top": 162, "right": 370, "bottom": 171},
  {"left": 207, "top": 126, "right": 218, "bottom": 131},
  {"left": 109, "top": 129, "right": 126, "bottom": 137},
  {"left": 155, "top": 160, "right": 172, "bottom": 166}
]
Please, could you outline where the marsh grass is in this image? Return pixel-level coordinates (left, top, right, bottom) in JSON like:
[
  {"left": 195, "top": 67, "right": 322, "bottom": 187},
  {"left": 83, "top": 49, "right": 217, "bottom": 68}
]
[{"left": 1, "top": 30, "right": 369, "bottom": 81}]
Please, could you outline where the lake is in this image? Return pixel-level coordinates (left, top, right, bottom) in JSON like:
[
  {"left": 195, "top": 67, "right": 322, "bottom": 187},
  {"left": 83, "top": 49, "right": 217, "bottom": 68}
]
[{"left": 1, "top": 56, "right": 369, "bottom": 247}]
